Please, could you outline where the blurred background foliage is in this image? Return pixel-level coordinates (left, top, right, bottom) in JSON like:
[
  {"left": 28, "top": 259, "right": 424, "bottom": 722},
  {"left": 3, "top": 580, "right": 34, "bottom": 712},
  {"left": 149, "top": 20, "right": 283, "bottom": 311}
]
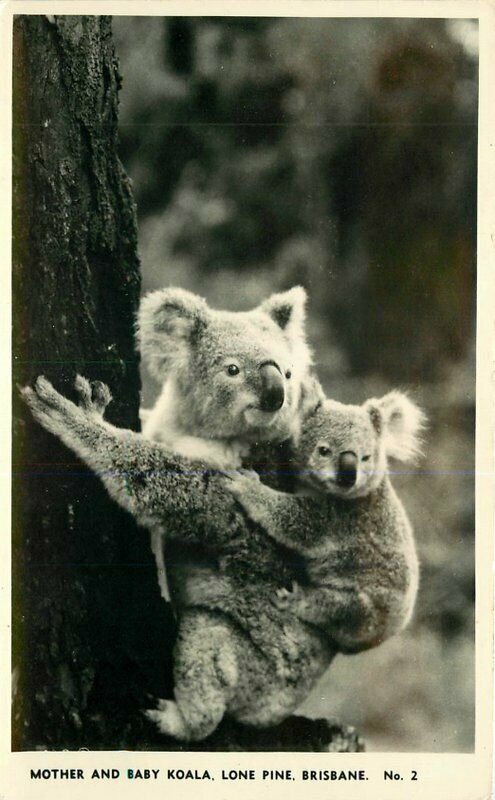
[{"left": 113, "top": 16, "right": 477, "bottom": 752}]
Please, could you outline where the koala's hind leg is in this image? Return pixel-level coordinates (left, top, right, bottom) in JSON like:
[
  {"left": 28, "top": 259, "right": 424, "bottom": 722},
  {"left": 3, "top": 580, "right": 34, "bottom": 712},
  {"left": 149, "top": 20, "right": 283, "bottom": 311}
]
[{"left": 146, "top": 610, "right": 238, "bottom": 741}]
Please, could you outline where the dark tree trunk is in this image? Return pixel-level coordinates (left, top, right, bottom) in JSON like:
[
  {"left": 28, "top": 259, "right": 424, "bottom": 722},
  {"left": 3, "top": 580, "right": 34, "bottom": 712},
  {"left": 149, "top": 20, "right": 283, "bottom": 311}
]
[
  {"left": 12, "top": 14, "right": 176, "bottom": 750},
  {"left": 12, "top": 14, "right": 363, "bottom": 752}
]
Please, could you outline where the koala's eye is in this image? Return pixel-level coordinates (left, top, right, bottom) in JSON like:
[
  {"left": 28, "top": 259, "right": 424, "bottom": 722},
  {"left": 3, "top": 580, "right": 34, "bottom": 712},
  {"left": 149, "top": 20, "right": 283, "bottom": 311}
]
[
  {"left": 285, "top": 370, "right": 292, "bottom": 380},
  {"left": 318, "top": 446, "right": 331, "bottom": 457},
  {"left": 226, "top": 364, "right": 240, "bottom": 377},
  {"left": 362, "top": 455, "right": 371, "bottom": 462}
]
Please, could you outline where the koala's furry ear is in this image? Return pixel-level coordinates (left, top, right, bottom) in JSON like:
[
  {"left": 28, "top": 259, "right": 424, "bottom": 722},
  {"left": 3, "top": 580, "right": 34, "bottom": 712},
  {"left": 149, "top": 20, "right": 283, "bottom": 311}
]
[
  {"left": 261, "top": 286, "right": 307, "bottom": 341},
  {"left": 371, "top": 391, "right": 426, "bottom": 462},
  {"left": 137, "top": 288, "right": 209, "bottom": 380},
  {"left": 298, "top": 374, "right": 326, "bottom": 420},
  {"left": 366, "top": 404, "right": 383, "bottom": 436}
]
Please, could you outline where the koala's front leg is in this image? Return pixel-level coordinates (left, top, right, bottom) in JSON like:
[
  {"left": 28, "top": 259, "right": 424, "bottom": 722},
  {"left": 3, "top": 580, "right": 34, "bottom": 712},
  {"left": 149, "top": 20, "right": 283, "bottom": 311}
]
[
  {"left": 22, "top": 376, "right": 246, "bottom": 551},
  {"left": 21, "top": 376, "right": 195, "bottom": 531},
  {"left": 225, "top": 473, "right": 331, "bottom": 555}
]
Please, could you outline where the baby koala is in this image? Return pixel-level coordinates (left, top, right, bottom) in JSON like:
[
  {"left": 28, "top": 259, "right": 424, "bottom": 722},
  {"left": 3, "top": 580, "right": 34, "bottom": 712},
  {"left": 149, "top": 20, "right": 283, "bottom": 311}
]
[{"left": 226, "top": 391, "right": 424, "bottom": 654}]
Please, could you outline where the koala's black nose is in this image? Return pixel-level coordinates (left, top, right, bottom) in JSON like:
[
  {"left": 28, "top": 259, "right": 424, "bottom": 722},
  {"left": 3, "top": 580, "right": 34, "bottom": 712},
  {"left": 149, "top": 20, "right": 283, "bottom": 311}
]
[
  {"left": 259, "top": 361, "right": 285, "bottom": 412},
  {"left": 337, "top": 451, "right": 358, "bottom": 487}
]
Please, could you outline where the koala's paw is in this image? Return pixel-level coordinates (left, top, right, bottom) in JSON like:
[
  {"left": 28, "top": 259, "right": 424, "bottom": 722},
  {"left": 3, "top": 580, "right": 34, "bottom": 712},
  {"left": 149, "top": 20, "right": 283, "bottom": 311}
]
[
  {"left": 20, "top": 376, "right": 78, "bottom": 435},
  {"left": 218, "top": 554, "right": 233, "bottom": 572},
  {"left": 272, "top": 581, "right": 302, "bottom": 610},
  {"left": 236, "top": 468, "right": 261, "bottom": 481},
  {"left": 74, "top": 374, "right": 112, "bottom": 417},
  {"left": 221, "top": 470, "right": 263, "bottom": 497},
  {"left": 224, "top": 475, "right": 271, "bottom": 526},
  {"left": 22, "top": 375, "right": 69, "bottom": 411},
  {"left": 144, "top": 699, "right": 191, "bottom": 741}
]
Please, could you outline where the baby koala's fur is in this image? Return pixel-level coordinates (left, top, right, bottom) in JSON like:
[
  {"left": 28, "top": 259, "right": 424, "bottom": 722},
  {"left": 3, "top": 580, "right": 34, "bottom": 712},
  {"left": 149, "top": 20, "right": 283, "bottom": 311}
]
[{"left": 227, "top": 391, "right": 424, "bottom": 654}]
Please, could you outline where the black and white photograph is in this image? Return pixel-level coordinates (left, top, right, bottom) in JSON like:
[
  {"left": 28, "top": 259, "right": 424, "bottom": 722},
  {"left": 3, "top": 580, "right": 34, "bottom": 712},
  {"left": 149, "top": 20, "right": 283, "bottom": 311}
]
[{"left": 8, "top": 5, "right": 489, "bottom": 776}]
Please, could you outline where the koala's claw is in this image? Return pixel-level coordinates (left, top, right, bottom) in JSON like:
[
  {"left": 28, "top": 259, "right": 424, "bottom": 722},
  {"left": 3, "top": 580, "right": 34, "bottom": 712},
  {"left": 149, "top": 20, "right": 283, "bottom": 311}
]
[
  {"left": 74, "top": 374, "right": 92, "bottom": 406},
  {"left": 93, "top": 380, "right": 112, "bottom": 410},
  {"left": 236, "top": 468, "right": 260, "bottom": 481},
  {"left": 219, "top": 468, "right": 259, "bottom": 481},
  {"left": 272, "top": 581, "right": 301, "bottom": 610},
  {"left": 20, "top": 377, "right": 80, "bottom": 442},
  {"left": 21, "top": 375, "right": 112, "bottom": 439},
  {"left": 22, "top": 375, "right": 111, "bottom": 418},
  {"left": 34, "top": 375, "right": 64, "bottom": 406},
  {"left": 74, "top": 374, "right": 112, "bottom": 416},
  {"left": 222, "top": 470, "right": 260, "bottom": 493},
  {"left": 272, "top": 591, "right": 291, "bottom": 611},
  {"left": 144, "top": 700, "right": 190, "bottom": 740},
  {"left": 21, "top": 376, "right": 72, "bottom": 415}
]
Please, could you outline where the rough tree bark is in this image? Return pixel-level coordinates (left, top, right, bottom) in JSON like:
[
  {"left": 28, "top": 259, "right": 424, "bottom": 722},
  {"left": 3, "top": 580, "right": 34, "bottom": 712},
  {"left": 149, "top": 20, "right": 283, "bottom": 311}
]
[
  {"left": 12, "top": 14, "right": 176, "bottom": 750},
  {"left": 12, "top": 14, "right": 363, "bottom": 752}
]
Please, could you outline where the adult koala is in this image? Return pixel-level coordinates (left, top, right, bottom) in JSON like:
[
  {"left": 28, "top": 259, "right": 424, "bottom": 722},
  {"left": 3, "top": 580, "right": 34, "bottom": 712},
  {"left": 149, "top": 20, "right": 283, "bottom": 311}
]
[
  {"left": 137, "top": 286, "right": 312, "bottom": 599},
  {"left": 23, "top": 288, "right": 337, "bottom": 742}
]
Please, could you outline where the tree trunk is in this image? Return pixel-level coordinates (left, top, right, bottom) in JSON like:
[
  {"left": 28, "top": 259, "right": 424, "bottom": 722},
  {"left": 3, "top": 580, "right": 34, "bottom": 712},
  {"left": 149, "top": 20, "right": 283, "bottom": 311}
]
[
  {"left": 12, "top": 14, "right": 176, "bottom": 750},
  {"left": 12, "top": 14, "right": 363, "bottom": 752}
]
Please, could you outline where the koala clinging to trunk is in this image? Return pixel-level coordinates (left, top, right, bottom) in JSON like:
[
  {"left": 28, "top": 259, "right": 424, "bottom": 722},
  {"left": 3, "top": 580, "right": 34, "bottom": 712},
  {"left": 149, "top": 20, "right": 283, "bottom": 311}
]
[
  {"left": 21, "top": 285, "right": 423, "bottom": 743},
  {"left": 22, "top": 374, "right": 423, "bottom": 742},
  {"left": 138, "top": 286, "right": 310, "bottom": 469},
  {"left": 226, "top": 391, "right": 424, "bottom": 654},
  {"left": 136, "top": 285, "right": 311, "bottom": 599},
  {"left": 23, "top": 287, "right": 339, "bottom": 743},
  {"left": 23, "top": 374, "right": 338, "bottom": 743}
]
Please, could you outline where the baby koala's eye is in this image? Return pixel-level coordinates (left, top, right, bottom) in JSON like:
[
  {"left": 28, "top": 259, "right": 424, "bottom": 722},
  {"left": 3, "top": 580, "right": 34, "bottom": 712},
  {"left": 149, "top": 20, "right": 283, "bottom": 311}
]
[
  {"left": 285, "top": 370, "right": 292, "bottom": 380},
  {"left": 362, "top": 455, "right": 371, "bottom": 462},
  {"left": 226, "top": 364, "right": 240, "bottom": 376},
  {"left": 318, "top": 445, "right": 332, "bottom": 457}
]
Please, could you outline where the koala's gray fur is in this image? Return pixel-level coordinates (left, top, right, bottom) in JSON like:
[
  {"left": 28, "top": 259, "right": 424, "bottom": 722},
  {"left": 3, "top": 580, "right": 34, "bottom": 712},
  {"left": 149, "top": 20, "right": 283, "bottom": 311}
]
[{"left": 226, "top": 392, "right": 424, "bottom": 654}]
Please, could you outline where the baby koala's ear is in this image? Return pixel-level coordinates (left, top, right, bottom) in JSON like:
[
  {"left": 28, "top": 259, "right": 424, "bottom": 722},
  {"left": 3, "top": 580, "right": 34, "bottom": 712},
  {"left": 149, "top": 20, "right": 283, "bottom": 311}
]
[
  {"left": 261, "top": 286, "right": 307, "bottom": 341},
  {"left": 298, "top": 374, "right": 326, "bottom": 420},
  {"left": 371, "top": 391, "right": 426, "bottom": 462},
  {"left": 137, "top": 287, "right": 209, "bottom": 380}
]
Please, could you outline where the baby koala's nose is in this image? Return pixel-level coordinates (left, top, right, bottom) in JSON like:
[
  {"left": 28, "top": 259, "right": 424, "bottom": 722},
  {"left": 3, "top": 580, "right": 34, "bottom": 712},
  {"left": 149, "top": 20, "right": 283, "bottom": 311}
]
[
  {"left": 337, "top": 451, "right": 358, "bottom": 487},
  {"left": 259, "top": 361, "right": 285, "bottom": 412}
]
